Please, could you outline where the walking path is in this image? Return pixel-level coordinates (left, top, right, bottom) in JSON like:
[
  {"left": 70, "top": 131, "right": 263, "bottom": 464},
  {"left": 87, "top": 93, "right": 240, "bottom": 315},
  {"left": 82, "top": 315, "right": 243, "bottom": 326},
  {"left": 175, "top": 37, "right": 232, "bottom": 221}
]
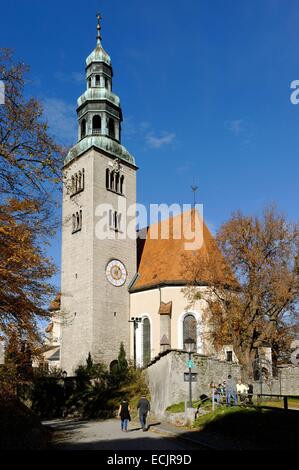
[{"left": 44, "top": 418, "right": 206, "bottom": 451}]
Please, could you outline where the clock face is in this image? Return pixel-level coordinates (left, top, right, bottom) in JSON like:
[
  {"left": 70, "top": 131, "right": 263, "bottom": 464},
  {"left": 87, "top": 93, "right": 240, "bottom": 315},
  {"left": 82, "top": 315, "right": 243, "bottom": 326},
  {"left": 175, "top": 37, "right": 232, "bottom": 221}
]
[{"left": 106, "top": 259, "right": 127, "bottom": 287}]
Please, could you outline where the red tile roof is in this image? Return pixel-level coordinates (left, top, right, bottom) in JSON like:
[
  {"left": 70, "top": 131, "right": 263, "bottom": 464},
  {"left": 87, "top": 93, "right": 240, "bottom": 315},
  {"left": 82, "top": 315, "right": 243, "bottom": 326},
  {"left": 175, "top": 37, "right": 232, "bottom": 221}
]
[{"left": 132, "top": 209, "right": 235, "bottom": 291}]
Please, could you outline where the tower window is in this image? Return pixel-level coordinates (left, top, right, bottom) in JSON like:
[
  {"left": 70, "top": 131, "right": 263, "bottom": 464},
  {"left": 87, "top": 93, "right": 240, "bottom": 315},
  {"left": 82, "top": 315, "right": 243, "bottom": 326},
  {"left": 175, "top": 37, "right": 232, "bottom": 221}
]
[
  {"left": 115, "top": 173, "right": 120, "bottom": 193},
  {"left": 81, "top": 119, "right": 86, "bottom": 139},
  {"left": 72, "top": 210, "right": 82, "bottom": 233},
  {"left": 105, "top": 168, "right": 124, "bottom": 195},
  {"left": 70, "top": 169, "right": 85, "bottom": 196},
  {"left": 108, "top": 210, "right": 122, "bottom": 232},
  {"left": 106, "top": 168, "right": 110, "bottom": 189},
  {"left": 110, "top": 170, "right": 115, "bottom": 191},
  {"left": 95, "top": 75, "right": 100, "bottom": 86},
  {"left": 108, "top": 118, "right": 115, "bottom": 139},
  {"left": 92, "top": 115, "right": 101, "bottom": 135},
  {"left": 120, "top": 175, "right": 124, "bottom": 195},
  {"left": 88, "top": 77, "right": 92, "bottom": 88}
]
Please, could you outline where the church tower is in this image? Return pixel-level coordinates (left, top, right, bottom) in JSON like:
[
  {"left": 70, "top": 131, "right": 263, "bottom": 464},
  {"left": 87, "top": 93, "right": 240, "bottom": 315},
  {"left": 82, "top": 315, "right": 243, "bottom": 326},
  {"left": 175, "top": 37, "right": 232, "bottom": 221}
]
[{"left": 60, "top": 14, "right": 137, "bottom": 374}]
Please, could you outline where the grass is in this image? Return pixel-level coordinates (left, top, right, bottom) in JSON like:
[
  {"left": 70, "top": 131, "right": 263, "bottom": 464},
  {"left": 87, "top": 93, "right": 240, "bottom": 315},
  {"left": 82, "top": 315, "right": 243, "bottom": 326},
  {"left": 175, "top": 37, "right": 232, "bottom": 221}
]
[
  {"left": 166, "top": 399, "right": 211, "bottom": 413},
  {"left": 259, "top": 397, "right": 299, "bottom": 409}
]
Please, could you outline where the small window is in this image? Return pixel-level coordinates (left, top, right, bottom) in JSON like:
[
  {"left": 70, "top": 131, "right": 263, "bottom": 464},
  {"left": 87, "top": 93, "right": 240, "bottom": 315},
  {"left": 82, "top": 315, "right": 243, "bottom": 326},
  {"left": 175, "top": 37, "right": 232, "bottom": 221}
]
[
  {"left": 108, "top": 118, "right": 115, "bottom": 139},
  {"left": 115, "top": 173, "right": 120, "bottom": 193},
  {"left": 106, "top": 169, "right": 110, "bottom": 189},
  {"left": 226, "top": 351, "right": 233, "bottom": 362},
  {"left": 92, "top": 115, "right": 101, "bottom": 135},
  {"left": 81, "top": 119, "right": 86, "bottom": 139},
  {"left": 88, "top": 77, "right": 92, "bottom": 88},
  {"left": 72, "top": 210, "right": 82, "bottom": 233},
  {"left": 120, "top": 175, "right": 124, "bottom": 194},
  {"left": 95, "top": 75, "right": 100, "bottom": 86},
  {"left": 110, "top": 171, "right": 115, "bottom": 191}
]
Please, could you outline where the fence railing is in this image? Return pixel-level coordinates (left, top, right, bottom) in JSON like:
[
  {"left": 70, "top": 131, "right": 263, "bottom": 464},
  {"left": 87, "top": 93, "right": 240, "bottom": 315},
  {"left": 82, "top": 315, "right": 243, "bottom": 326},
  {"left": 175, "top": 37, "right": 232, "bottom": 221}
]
[{"left": 256, "top": 394, "right": 299, "bottom": 411}]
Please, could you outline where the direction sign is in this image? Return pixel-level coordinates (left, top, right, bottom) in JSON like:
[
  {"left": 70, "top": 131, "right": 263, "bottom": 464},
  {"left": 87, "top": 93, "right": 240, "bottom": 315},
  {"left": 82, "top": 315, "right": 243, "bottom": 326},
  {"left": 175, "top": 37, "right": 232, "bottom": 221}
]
[{"left": 186, "top": 360, "right": 195, "bottom": 368}]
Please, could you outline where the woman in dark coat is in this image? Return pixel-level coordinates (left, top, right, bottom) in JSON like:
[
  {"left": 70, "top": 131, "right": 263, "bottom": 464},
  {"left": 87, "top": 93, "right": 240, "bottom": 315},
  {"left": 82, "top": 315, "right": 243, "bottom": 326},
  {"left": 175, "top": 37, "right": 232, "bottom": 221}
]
[{"left": 118, "top": 399, "right": 131, "bottom": 432}]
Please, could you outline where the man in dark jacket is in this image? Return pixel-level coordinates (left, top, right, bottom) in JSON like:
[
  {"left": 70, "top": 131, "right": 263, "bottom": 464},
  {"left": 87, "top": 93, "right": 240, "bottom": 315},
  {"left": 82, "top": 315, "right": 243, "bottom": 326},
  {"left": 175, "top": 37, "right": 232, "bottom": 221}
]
[
  {"left": 137, "top": 395, "right": 151, "bottom": 431},
  {"left": 226, "top": 375, "right": 238, "bottom": 406}
]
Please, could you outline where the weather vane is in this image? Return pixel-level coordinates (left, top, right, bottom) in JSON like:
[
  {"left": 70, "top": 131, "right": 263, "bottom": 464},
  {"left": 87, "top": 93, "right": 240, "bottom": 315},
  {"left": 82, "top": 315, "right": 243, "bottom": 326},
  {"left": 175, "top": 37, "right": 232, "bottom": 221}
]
[{"left": 96, "top": 12, "right": 102, "bottom": 44}]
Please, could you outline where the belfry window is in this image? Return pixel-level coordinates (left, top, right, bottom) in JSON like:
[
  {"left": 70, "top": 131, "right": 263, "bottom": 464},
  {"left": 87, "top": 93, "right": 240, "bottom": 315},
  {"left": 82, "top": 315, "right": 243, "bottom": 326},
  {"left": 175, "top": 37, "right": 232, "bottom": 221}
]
[
  {"left": 110, "top": 171, "right": 115, "bottom": 191},
  {"left": 88, "top": 77, "right": 92, "bottom": 88},
  {"left": 142, "top": 318, "right": 151, "bottom": 367},
  {"left": 81, "top": 119, "right": 86, "bottom": 139},
  {"left": 108, "top": 118, "right": 115, "bottom": 139},
  {"left": 120, "top": 175, "right": 124, "bottom": 194},
  {"left": 183, "top": 314, "right": 197, "bottom": 350},
  {"left": 70, "top": 169, "right": 85, "bottom": 196},
  {"left": 105, "top": 168, "right": 124, "bottom": 195},
  {"left": 72, "top": 210, "right": 82, "bottom": 233},
  {"left": 95, "top": 75, "right": 100, "bottom": 86},
  {"left": 92, "top": 115, "right": 101, "bottom": 135}
]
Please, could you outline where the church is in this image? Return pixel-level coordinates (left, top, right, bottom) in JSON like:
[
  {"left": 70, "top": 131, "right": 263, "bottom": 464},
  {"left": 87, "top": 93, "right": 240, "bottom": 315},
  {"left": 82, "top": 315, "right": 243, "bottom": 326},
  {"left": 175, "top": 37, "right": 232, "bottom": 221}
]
[{"left": 46, "top": 15, "right": 237, "bottom": 375}]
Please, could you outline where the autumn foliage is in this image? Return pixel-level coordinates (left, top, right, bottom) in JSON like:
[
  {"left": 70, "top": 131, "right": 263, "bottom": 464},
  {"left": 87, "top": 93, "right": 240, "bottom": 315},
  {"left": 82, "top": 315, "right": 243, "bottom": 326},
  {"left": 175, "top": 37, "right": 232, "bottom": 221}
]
[
  {"left": 0, "top": 49, "right": 65, "bottom": 386},
  {"left": 184, "top": 207, "right": 299, "bottom": 379}
]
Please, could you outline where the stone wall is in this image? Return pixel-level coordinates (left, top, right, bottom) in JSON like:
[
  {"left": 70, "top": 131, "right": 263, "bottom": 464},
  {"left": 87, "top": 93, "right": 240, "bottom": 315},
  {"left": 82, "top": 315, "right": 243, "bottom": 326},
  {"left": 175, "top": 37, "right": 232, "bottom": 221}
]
[
  {"left": 145, "top": 350, "right": 299, "bottom": 417},
  {"left": 145, "top": 350, "right": 242, "bottom": 417}
]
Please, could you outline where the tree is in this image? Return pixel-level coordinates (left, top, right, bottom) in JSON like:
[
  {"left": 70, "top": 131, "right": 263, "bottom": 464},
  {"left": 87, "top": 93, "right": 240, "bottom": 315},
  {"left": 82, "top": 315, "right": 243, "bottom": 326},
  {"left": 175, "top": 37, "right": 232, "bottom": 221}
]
[
  {"left": 0, "top": 48, "right": 65, "bottom": 234},
  {"left": 0, "top": 49, "right": 65, "bottom": 350},
  {"left": 183, "top": 206, "right": 299, "bottom": 380},
  {"left": 117, "top": 342, "right": 128, "bottom": 377},
  {"left": 0, "top": 199, "right": 56, "bottom": 345}
]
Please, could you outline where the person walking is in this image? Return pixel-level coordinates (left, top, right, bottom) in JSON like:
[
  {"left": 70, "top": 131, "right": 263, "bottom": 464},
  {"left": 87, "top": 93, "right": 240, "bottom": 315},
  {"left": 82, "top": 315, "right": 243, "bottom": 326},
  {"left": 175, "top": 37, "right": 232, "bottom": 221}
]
[
  {"left": 137, "top": 395, "right": 151, "bottom": 431},
  {"left": 118, "top": 399, "right": 131, "bottom": 432},
  {"left": 226, "top": 374, "right": 238, "bottom": 406},
  {"left": 247, "top": 383, "right": 254, "bottom": 405}
]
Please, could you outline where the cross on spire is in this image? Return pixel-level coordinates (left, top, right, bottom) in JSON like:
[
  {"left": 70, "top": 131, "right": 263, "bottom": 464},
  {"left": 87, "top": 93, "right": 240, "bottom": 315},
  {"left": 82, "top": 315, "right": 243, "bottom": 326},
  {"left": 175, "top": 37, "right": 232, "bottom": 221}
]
[{"left": 96, "top": 12, "right": 102, "bottom": 45}]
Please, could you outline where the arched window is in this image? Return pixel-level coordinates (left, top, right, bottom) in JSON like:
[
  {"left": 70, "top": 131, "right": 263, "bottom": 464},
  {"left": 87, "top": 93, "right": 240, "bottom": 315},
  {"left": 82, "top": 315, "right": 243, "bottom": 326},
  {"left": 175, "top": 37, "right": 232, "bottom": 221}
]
[
  {"left": 115, "top": 173, "right": 120, "bottom": 193},
  {"left": 183, "top": 314, "right": 197, "bottom": 350},
  {"left": 78, "top": 171, "right": 82, "bottom": 190},
  {"left": 92, "top": 115, "right": 101, "bottom": 135},
  {"left": 88, "top": 77, "right": 92, "bottom": 88},
  {"left": 75, "top": 174, "right": 78, "bottom": 192},
  {"left": 95, "top": 75, "right": 100, "bottom": 86},
  {"left": 108, "top": 118, "right": 115, "bottom": 138},
  {"left": 120, "top": 175, "right": 124, "bottom": 194},
  {"left": 142, "top": 318, "right": 151, "bottom": 367},
  {"left": 81, "top": 119, "right": 86, "bottom": 138},
  {"left": 110, "top": 171, "right": 115, "bottom": 191},
  {"left": 106, "top": 169, "right": 110, "bottom": 189}
]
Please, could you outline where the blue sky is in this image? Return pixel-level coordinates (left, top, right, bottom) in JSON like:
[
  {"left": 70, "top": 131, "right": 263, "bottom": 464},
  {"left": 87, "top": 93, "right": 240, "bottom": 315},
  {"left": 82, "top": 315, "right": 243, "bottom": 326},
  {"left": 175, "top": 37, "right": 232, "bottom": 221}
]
[{"left": 1, "top": 0, "right": 299, "bottom": 290}]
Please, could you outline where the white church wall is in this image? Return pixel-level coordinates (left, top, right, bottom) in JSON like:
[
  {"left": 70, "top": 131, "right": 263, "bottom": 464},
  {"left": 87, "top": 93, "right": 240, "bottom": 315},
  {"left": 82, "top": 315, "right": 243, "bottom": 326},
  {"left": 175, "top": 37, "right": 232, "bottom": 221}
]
[{"left": 130, "top": 285, "right": 212, "bottom": 360}]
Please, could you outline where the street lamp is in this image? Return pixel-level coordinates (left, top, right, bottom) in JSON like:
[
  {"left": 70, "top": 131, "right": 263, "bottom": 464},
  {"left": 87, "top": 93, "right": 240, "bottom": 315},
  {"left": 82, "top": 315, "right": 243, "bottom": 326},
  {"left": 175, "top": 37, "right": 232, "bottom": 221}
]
[
  {"left": 184, "top": 337, "right": 196, "bottom": 408},
  {"left": 129, "top": 317, "right": 142, "bottom": 368}
]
